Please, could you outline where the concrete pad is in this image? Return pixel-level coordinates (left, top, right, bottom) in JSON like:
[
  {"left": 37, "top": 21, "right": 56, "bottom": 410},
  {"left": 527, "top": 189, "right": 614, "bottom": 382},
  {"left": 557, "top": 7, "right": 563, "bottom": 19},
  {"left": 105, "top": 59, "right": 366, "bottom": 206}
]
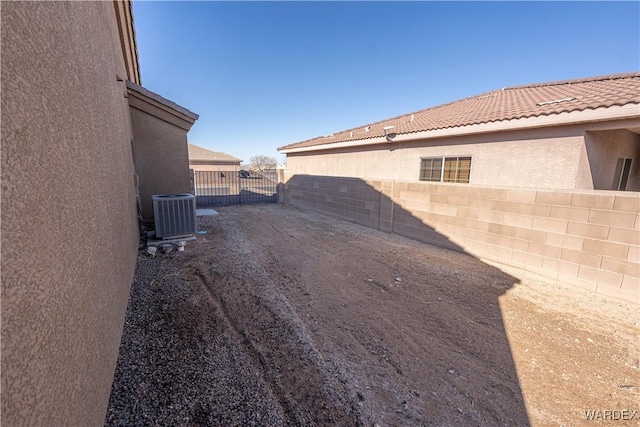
[{"left": 196, "top": 209, "right": 219, "bottom": 216}]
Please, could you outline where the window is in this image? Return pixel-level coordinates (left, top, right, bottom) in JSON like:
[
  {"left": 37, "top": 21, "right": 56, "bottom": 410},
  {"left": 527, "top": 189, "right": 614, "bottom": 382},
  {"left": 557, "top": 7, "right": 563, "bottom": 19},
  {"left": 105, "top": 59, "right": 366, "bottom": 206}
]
[
  {"left": 613, "top": 158, "right": 632, "bottom": 191},
  {"left": 420, "top": 156, "right": 471, "bottom": 183},
  {"left": 419, "top": 157, "right": 443, "bottom": 181}
]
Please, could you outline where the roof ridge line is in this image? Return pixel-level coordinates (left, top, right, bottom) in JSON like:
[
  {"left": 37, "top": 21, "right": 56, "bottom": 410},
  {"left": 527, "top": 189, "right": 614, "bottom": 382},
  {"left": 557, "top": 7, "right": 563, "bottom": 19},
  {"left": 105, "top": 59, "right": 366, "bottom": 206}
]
[{"left": 502, "top": 71, "right": 640, "bottom": 91}]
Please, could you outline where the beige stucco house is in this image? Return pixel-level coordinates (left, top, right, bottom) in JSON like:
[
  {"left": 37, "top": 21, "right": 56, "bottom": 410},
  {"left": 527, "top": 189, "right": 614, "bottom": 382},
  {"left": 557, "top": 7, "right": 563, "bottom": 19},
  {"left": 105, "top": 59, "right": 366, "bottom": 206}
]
[
  {"left": 2, "top": 2, "right": 197, "bottom": 425},
  {"left": 278, "top": 73, "right": 640, "bottom": 303},
  {"left": 188, "top": 143, "right": 242, "bottom": 172},
  {"left": 280, "top": 73, "right": 640, "bottom": 191}
]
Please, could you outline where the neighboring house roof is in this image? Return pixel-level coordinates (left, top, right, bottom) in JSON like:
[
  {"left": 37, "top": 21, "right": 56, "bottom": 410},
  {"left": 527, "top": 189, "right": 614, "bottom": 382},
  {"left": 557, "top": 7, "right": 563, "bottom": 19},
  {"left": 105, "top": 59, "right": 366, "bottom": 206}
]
[
  {"left": 188, "top": 144, "right": 242, "bottom": 163},
  {"left": 279, "top": 72, "right": 640, "bottom": 153}
]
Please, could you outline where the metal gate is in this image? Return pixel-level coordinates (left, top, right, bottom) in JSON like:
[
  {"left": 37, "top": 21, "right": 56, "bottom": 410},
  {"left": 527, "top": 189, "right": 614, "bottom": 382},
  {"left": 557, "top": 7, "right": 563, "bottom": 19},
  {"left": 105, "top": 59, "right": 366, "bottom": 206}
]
[{"left": 193, "top": 170, "right": 278, "bottom": 207}]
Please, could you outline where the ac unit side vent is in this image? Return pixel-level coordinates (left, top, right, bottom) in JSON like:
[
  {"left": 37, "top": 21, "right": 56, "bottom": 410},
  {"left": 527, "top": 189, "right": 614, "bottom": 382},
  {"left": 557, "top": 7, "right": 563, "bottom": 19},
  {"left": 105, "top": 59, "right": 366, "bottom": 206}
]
[{"left": 152, "top": 194, "right": 197, "bottom": 239}]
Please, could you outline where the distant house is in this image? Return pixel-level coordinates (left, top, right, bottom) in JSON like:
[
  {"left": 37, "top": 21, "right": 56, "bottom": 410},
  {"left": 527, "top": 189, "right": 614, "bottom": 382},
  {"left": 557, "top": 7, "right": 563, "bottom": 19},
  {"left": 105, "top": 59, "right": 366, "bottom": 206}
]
[
  {"left": 188, "top": 143, "right": 242, "bottom": 172},
  {"left": 279, "top": 72, "right": 640, "bottom": 191}
]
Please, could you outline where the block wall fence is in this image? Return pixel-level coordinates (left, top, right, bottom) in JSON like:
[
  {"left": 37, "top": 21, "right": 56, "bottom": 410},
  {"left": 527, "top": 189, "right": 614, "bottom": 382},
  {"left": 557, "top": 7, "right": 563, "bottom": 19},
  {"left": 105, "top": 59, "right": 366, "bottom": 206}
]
[{"left": 285, "top": 175, "right": 640, "bottom": 304}]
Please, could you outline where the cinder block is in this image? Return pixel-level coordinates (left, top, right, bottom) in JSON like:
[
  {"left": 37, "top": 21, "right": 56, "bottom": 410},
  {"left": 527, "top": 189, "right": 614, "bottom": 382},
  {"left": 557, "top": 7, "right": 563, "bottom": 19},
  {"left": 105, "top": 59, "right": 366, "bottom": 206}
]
[
  {"left": 503, "top": 213, "right": 534, "bottom": 228},
  {"left": 542, "top": 258, "right": 580, "bottom": 277},
  {"left": 545, "top": 232, "right": 584, "bottom": 251},
  {"left": 601, "top": 257, "right": 640, "bottom": 277},
  {"left": 518, "top": 203, "right": 552, "bottom": 217},
  {"left": 430, "top": 194, "right": 449, "bottom": 204},
  {"left": 448, "top": 195, "right": 469, "bottom": 207},
  {"left": 499, "top": 235, "right": 529, "bottom": 252},
  {"left": 628, "top": 245, "right": 640, "bottom": 263},
  {"left": 561, "top": 248, "right": 602, "bottom": 268},
  {"left": 524, "top": 264, "right": 559, "bottom": 281},
  {"left": 469, "top": 219, "right": 492, "bottom": 232},
  {"left": 468, "top": 198, "right": 493, "bottom": 210},
  {"left": 535, "top": 191, "right": 572, "bottom": 206},
  {"left": 595, "top": 271, "right": 624, "bottom": 290},
  {"left": 613, "top": 195, "right": 640, "bottom": 213},
  {"left": 582, "top": 238, "right": 629, "bottom": 259},
  {"left": 463, "top": 239, "right": 487, "bottom": 255},
  {"left": 485, "top": 243, "right": 512, "bottom": 261},
  {"left": 621, "top": 275, "right": 640, "bottom": 294},
  {"left": 577, "top": 265, "right": 598, "bottom": 282},
  {"left": 474, "top": 187, "right": 507, "bottom": 201},
  {"left": 511, "top": 250, "right": 544, "bottom": 267},
  {"left": 608, "top": 227, "right": 640, "bottom": 245},
  {"left": 476, "top": 231, "right": 502, "bottom": 245},
  {"left": 488, "top": 223, "right": 518, "bottom": 237},
  {"left": 570, "top": 193, "right": 615, "bottom": 210},
  {"left": 435, "top": 204, "right": 458, "bottom": 216},
  {"left": 515, "top": 227, "right": 548, "bottom": 243},
  {"left": 550, "top": 206, "right": 590, "bottom": 222},
  {"left": 478, "top": 210, "right": 505, "bottom": 223},
  {"left": 527, "top": 242, "right": 562, "bottom": 258},
  {"left": 456, "top": 207, "right": 479, "bottom": 220},
  {"left": 456, "top": 226, "right": 477, "bottom": 240},
  {"left": 532, "top": 217, "right": 568, "bottom": 234},
  {"left": 566, "top": 221, "right": 609, "bottom": 240},
  {"left": 491, "top": 200, "right": 520, "bottom": 213},
  {"left": 588, "top": 209, "right": 636, "bottom": 228}
]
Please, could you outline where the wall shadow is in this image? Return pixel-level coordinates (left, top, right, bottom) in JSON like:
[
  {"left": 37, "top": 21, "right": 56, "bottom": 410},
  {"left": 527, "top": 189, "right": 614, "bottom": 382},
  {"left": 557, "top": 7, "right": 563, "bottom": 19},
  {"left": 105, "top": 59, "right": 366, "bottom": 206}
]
[{"left": 285, "top": 174, "right": 530, "bottom": 425}]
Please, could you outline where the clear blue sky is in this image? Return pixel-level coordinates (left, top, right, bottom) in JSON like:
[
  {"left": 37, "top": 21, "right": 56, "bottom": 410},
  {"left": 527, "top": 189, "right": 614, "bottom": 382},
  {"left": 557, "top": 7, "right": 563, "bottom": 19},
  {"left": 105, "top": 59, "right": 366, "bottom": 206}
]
[{"left": 132, "top": 1, "right": 639, "bottom": 164}]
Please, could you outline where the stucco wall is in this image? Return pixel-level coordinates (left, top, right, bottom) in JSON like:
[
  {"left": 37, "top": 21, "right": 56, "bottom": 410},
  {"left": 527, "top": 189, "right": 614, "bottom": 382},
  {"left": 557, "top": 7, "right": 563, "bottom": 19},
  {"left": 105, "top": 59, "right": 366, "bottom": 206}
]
[
  {"left": 129, "top": 107, "right": 193, "bottom": 220},
  {"left": 286, "top": 176, "right": 639, "bottom": 304},
  {"left": 2, "top": 2, "right": 139, "bottom": 425},
  {"left": 286, "top": 124, "right": 640, "bottom": 191},
  {"left": 585, "top": 129, "right": 640, "bottom": 191}
]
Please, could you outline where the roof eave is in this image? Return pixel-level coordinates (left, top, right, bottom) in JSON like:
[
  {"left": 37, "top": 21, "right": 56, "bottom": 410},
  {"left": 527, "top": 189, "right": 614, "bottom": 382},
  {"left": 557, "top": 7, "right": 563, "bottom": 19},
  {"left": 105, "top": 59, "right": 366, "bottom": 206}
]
[{"left": 279, "top": 104, "right": 640, "bottom": 154}]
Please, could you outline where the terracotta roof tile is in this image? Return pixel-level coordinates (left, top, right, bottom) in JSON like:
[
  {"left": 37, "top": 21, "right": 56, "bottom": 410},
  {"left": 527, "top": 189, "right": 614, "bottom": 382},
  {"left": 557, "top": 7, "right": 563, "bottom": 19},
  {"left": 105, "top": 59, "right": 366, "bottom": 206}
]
[{"left": 278, "top": 72, "right": 640, "bottom": 151}]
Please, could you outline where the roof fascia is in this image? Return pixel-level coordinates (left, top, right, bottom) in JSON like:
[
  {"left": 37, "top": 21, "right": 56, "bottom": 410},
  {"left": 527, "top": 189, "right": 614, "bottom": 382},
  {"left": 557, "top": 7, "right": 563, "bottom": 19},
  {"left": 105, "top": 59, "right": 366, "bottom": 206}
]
[
  {"left": 127, "top": 82, "right": 199, "bottom": 131},
  {"left": 279, "top": 104, "right": 640, "bottom": 154}
]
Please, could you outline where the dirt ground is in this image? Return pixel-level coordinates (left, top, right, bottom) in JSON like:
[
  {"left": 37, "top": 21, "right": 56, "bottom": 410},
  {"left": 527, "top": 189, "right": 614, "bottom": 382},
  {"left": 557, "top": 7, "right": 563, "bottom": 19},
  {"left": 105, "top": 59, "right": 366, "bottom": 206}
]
[{"left": 106, "top": 204, "right": 639, "bottom": 426}]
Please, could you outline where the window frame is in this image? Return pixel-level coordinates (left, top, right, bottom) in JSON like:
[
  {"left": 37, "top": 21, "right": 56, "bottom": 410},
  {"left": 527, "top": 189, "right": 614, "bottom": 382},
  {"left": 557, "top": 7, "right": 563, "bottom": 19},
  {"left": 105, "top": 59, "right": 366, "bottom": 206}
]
[
  {"left": 613, "top": 157, "right": 632, "bottom": 191},
  {"left": 419, "top": 156, "right": 472, "bottom": 184}
]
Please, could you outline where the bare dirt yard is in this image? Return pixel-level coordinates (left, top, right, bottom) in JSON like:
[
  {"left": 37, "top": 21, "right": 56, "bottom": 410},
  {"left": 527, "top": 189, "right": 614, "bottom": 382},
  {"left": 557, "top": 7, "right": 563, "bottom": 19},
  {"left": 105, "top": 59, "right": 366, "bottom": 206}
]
[{"left": 106, "top": 204, "right": 639, "bottom": 426}]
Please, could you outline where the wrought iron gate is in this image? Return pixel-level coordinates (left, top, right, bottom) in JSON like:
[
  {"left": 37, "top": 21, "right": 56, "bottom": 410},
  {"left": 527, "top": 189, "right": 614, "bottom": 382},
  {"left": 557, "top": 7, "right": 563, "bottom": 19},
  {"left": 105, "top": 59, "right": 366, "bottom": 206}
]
[{"left": 193, "top": 170, "right": 278, "bottom": 207}]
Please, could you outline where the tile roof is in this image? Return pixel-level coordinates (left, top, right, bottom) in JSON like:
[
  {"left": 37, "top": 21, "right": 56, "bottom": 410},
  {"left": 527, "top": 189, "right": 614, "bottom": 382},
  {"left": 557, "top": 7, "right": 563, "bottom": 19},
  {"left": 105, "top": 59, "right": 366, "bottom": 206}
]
[
  {"left": 188, "top": 144, "right": 242, "bottom": 163},
  {"left": 278, "top": 72, "right": 640, "bottom": 151}
]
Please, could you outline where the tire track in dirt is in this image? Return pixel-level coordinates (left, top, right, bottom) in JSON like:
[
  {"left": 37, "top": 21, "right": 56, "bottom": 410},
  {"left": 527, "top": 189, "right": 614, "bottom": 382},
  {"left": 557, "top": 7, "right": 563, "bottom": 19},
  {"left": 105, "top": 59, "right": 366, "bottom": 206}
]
[
  {"left": 188, "top": 214, "right": 363, "bottom": 426},
  {"left": 191, "top": 269, "right": 298, "bottom": 425}
]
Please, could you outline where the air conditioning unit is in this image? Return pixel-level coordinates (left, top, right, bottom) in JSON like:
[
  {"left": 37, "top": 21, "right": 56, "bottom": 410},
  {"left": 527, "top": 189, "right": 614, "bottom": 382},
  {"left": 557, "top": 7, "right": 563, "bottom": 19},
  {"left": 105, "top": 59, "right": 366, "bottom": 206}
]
[{"left": 152, "top": 194, "right": 197, "bottom": 239}]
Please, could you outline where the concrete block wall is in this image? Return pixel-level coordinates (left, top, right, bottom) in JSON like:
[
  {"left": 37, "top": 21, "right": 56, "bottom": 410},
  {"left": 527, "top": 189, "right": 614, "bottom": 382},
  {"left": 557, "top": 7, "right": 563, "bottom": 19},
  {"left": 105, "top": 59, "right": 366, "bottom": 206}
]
[
  {"left": 285, "top": 175, "right": 382, "bottom": 230},
  {"left": 286, "top": 176, "right": 639, "bottom": 303}
]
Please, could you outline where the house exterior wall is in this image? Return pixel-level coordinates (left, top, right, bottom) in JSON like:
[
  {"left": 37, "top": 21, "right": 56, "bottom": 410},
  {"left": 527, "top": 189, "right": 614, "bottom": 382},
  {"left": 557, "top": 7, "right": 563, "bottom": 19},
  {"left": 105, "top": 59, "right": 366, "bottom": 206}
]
[
  {"left": 129, "top": 106, "right": 193, "bottom": 221},
  {"left": 286, "top": 176, "right": 639, "bottom": 304},
  {"left": 2, "top": 2, "right": 139, "bottom": 426},
  {"left": 286, "top": 123, "right": 640, "bottom": 191},
  {"left": 189, "top": 163, "right": 241, "bottom": 173},
  {"left": 585, "top": 129, "right": 640, "bottom": 191}
]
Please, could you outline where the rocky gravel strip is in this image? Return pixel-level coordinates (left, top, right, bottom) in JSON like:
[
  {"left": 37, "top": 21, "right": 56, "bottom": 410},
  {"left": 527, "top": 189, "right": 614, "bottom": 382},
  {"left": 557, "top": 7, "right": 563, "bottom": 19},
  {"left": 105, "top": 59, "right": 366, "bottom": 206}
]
[{"left": 104, "top": 253, "right": 287, "bottom": 426}]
